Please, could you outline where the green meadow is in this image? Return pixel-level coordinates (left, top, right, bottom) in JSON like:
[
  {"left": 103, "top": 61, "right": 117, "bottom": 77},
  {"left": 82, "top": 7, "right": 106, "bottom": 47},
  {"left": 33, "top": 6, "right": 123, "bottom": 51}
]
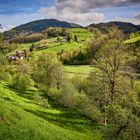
[
  {"left": 10, "top": 28, "right": 92, "bottom": 54},
  {"left": 0, "top": 81, "right": 103, "bottom": 140},
  {"left": 64, "top": 65, "right": 92, "bottom": 76},
  {"left": 124, "top": 36, "right": 140, "bottom": 44}
]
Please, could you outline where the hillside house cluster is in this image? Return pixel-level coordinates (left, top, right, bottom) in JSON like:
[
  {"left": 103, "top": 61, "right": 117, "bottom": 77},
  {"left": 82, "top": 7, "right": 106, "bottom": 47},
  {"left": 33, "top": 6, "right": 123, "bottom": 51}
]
[{"left": 6, "top": 50, "right": 27, "bottom": 62}]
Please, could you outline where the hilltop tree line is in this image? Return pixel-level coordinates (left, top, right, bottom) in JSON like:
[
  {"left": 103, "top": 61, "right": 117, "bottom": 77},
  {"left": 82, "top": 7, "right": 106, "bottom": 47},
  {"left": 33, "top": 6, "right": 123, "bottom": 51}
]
[
  {"left": 7, "top": 27, "right": 73, "bottom": 44},
  {"left": 3, "top": 19, "right": 82, "bottom": 40}
]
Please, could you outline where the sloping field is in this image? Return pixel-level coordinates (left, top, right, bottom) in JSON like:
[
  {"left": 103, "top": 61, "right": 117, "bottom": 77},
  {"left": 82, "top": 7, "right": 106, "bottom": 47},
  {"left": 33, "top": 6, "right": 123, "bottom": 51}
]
[
  {"left": 124, "top": 36, "right": 140, "bottom": 44},
  {"left": 0, "top": 81, "right": 103, "bottom": 140}
]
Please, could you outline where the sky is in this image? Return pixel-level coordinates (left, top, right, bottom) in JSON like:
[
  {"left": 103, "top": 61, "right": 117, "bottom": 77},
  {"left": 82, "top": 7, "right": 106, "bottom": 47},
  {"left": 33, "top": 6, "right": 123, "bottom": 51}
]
[{"left": 0, "top": 0, "right": 140, "bottom": 32}]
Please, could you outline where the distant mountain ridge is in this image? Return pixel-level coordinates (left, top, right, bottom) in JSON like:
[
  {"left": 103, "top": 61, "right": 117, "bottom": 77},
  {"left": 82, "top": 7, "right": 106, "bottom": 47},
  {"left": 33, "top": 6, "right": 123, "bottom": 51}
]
[
  {"left": 88, "top": 21, "right": 140, "bottom": 34},
  {"left": 3, "top": 19, "right": 83, "bottom": 40},
  {"left": 3, "top": 19, "right": 140, "bottom": 40}
]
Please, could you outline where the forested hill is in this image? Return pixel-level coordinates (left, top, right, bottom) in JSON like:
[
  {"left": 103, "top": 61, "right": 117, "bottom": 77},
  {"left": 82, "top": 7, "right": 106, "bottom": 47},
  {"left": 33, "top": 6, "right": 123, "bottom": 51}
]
[
  {"left": 3, "top": 19, "right": 82, "bottom": 40},
  {"left": 3, "top": 20, "right": 140, "bottom": 40},
  {"left": 88, "top": 21, "right": 140, "bottom": 34}
]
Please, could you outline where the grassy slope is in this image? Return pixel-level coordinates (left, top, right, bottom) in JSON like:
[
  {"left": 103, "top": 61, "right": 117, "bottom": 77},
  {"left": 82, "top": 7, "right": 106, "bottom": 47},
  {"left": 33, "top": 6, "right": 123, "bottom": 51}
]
[
  {"left": 10, "top": 28, "right": 92, "bottom": 54},
  {"left": 124, "top": 36, "right": 140, "bottom": 44},
  {"left": 64, "top": 65, "right": 98, "bottom": 77},
  {"left": 38, "top": 42, "right": 80, "bottom": 53},
  {"left": 64, "top": 65, "right": 91, "bottom": 75},
  {"left": 68, "top": 28, "right": 93, "bottom": 41},
  {"left": 9, "top": 43, "right": 32, "bottom": 54},
  {"left": 0, "top": 81, "right": 103, "bottom": 140}
]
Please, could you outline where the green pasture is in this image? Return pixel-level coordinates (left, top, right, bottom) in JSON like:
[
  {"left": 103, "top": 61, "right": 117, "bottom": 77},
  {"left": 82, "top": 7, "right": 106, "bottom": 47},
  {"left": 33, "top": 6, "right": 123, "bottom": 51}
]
[
  {"left": 124, "top": 36, "right": 140, "bottom": 44},
  {"left": 0, "top": 81, "right": 103, "bottom": 140},
  {"left": 37, "top": 42, "right": 81, "bottom": 53},
  {"left": 64, "top": 65, "right": 96, "bottom": 77},
  {"left": 9, "top": 28, "right": 93, "bottom": 55},
  {"left": 9, "top": 43, "right": 32, "bottom": 54},
  {"left": 68, "top": 28, "right": 93, "bottom": 41}
]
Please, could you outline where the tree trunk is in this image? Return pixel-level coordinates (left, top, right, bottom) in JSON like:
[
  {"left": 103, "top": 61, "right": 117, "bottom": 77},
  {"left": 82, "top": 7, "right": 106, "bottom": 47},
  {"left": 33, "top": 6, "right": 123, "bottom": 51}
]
[
  {"left": 104, "top": 116, "right": 107, "bottom": 126},
  {"left": 110, "top": 80, "right": 115, "bottom": 104}
]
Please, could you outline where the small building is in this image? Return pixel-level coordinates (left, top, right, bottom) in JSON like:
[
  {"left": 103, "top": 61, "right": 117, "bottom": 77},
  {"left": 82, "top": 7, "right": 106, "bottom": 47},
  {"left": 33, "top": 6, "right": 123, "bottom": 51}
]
[{"left": 6, "top": 50, "right": 28, "bottom": 62}]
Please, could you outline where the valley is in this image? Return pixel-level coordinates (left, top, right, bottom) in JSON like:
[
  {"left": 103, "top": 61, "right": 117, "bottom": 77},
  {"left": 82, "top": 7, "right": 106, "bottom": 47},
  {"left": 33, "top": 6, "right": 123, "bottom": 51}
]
[{"left": 0, "top": 18, "right": 140, "bottom": 140}]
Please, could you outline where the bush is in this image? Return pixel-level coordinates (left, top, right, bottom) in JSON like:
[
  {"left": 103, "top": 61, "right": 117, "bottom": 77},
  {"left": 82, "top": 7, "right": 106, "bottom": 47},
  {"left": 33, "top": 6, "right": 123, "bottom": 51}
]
[
  {"left": 76, "top": 93, "right": 101, "bottom": 121},
  {"left": 0, "top": 72, "right": 12, "bottom": 83},
  {"left": 11, "top": 73, "right": 34, "bottom": 92},
  {"left": 34, "top": 92, "right": 50, "bottom": 108},
  {"left": 42, "top": 27, "right": 70, "bottom": 37},
  {"left": 48, "top": 82, "right": 101, "bottom": 121},
  {"left": 10, "top": 33, "right": 44, "bottom": 43},
  {"left": 59, "top": 83, "right": 77, "bottom": 108},
  {"left": 48, "top": 88, "right": 61, "bottom": 100},
  {"left": 71, "top": 75, "right": 85, "bottom": 92},
  {"left": 49, "top": 82, "right": 101, "bottom": 121},
  {"left": 83, "top": 104, "right": 101, "bottom": 122},
  {"left": 0, "top": 53, "right": 8, "bottom": 82},
  {"left": 76, "top": 93, "right": 89, "bottom": 109}
]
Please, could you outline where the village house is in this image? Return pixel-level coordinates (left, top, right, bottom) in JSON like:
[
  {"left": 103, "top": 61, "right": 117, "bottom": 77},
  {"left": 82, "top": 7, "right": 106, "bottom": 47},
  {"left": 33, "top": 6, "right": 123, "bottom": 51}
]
[{"left": 6, "top": 50, "right": 28, "bottom": 62}]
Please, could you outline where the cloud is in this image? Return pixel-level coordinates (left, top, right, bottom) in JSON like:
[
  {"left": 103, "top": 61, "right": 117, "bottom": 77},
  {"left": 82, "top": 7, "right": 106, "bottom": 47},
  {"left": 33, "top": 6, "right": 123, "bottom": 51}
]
[
  {"left": 38, "top": 0, "right": 140, "bottom": 25},
  {"left": 56, "top": 0, "right": 140, "bottom": 8},
  {"left": 38, "top": 0, "right": 106, "bottom": 25}
]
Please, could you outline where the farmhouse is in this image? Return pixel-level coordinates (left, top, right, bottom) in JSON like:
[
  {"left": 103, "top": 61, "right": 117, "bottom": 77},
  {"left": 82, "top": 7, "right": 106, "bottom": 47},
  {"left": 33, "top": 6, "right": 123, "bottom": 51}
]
[{"left": 6, "top": 50, "right": 28, "bottom": 62}]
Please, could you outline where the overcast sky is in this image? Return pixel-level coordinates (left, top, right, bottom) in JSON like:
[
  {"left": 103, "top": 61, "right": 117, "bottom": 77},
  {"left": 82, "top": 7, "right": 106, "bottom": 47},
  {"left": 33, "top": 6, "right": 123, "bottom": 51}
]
[{"left": 0, "top": 0, "right": 140, "bottom": 31}]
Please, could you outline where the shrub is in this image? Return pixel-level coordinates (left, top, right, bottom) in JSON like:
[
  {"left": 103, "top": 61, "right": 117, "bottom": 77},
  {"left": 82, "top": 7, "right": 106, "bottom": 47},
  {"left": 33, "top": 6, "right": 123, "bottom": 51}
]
[
  {"left": 76, "top": 93, "right": 89, "bottom": 110},
  {"left": 48, "top": 88, "right": 61, "bottom": 100},
  {"left": 42, "top": 27, "right": 70, "bottom": 37},
  {"left": 34, "top": 92, "right": 50, "bottom": 108},
  {"left": 76, "top": 93, "right": 101, "bottom": 121},
  {"left": 0, "top": 72, "right": 12, "bottom": 83},
  {"left": 48, "top": 82, "right": 101, "bottom": 121},
  {"left": 11, "top": 73, "right": 34, "bottom": 92},
  {"left": 59, "top": 83, "right": 77, "bottom": 108},
  {"left": 71, "top": 75, "right": 85, "bottom": 92},
  {"left": 0, "top": 53, "right": 8, "bottom": 82},
  {"left": 82, "top": 104, "right": 101, "bottom": 122},
  {"left": 10, "top": 33, "right": 44, "bottom": 43}
]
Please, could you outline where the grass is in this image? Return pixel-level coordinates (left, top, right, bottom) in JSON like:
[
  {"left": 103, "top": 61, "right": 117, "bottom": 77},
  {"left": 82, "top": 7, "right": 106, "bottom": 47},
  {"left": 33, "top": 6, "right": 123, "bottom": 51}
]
[
  {"left": 68, "top": 28, "right": 93, "bottom": 41},
  {"left": 9, "top": 28, "right": 92, "bottom": 55},
  {"left": 64, "top": 65, "right": 95, "bottom": 77},
  {"left": 10, "top": 41, "right": 80, "bottom": 55},
  {"left": 124, "top": 36, "right": 140, "bottom": 44},
  {"left": 37, "top": 42, "right": 81, "bottom": 53},
  {"left": 65, "top": 65, "right": 91, "bottom": 74},
  {"left": 9, "top": 43, "right": 32, "bottom": 54},
  {"left": 0, "top": 81, "right": 103, "bottom": 140}
]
